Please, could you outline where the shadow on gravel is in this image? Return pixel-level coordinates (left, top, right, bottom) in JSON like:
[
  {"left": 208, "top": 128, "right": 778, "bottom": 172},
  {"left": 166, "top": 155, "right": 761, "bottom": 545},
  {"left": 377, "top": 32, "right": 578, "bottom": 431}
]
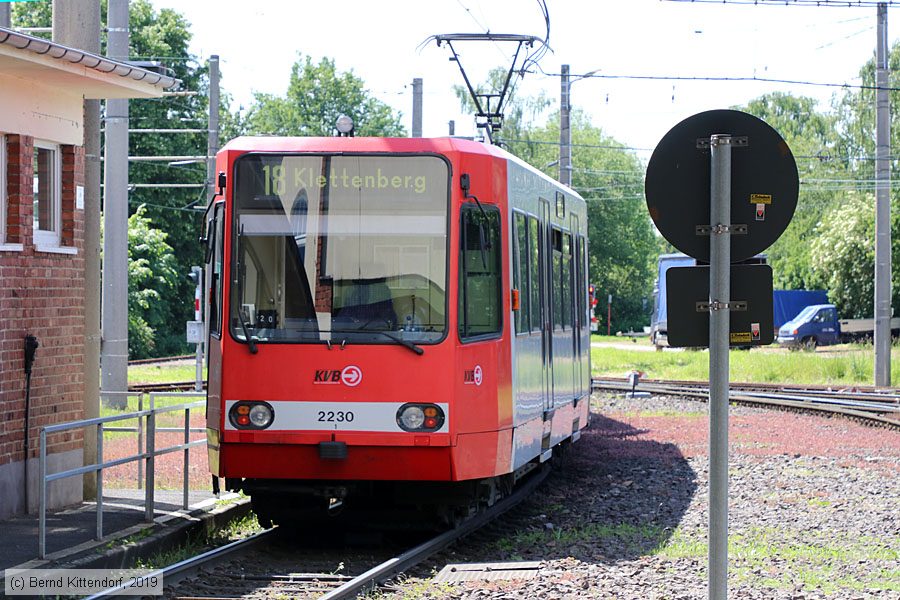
[{"left": 490, "top": 412, "right": 698, "bottom": 564}]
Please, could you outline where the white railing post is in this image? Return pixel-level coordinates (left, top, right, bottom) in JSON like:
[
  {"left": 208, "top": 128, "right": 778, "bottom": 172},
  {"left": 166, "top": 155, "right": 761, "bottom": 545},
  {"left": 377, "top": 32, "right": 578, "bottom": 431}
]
[
  {"left": 144, "top": 406, "right": 156, "bottom": 522},
  {"left": 96, "top": 422, "right": 104, "bottom": 540},
  {"left": 31, "top": 394, "right": 203, "bottom": 555},
  {"left": 137, "top": 392, "right": 144, "bottom": 489},
  {"left": 183, "top": 407, "right": 190, "bottom": 510},
  {"left": 39, "top": 428, "right": 47, "bottom": 558}
]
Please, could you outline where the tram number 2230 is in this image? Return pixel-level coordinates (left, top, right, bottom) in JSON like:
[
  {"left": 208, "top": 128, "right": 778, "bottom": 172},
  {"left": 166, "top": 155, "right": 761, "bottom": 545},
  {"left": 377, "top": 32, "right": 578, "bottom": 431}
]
[{"left": 318, "top": 410, "right": 355, "bottom": 423}]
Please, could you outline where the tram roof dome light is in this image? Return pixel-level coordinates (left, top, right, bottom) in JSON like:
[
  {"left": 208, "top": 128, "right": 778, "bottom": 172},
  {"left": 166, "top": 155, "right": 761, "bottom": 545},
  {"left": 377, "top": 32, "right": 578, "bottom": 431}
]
[{"left": 336, "top": 115, "right": 354, "bottom": 136}]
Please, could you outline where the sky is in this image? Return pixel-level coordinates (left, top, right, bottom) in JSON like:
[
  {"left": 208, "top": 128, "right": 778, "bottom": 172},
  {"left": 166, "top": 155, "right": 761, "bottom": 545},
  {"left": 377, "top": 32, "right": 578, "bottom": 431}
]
[{"left": 151, "top": 0, "right": 898, "bottom": 162}]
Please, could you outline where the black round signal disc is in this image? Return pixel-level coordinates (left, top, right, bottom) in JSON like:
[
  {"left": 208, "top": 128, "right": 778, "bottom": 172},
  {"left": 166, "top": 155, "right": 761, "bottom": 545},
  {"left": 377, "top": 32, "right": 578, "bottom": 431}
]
[{"left": 645, "top": 109, "right": 799, "bottom": 263}]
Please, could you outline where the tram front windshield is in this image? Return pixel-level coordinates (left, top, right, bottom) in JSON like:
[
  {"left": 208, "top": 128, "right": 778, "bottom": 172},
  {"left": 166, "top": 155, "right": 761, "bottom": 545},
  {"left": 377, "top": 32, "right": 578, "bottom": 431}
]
[{"left": 231, "top": 154, "right": 449, "bottom": 345}]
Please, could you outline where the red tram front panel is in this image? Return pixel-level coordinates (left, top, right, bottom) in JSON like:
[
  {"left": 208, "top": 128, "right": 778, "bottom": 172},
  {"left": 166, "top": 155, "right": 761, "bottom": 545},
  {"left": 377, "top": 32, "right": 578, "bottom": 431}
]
[{"left": 206, "top": 137, "right": 518, "bottom": 484}]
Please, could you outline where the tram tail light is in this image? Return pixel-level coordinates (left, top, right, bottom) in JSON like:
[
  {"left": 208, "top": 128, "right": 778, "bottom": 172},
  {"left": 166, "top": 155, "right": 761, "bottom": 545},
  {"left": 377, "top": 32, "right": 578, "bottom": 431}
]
[
  {"left": 397, "top": 403, "right": 444, "bottom": 432},
  {"left": 511, "top": 289, "right": 520, "bottom": 311},
  {"left": 229, "top": 401, "right": 275, "bottom": 430}
]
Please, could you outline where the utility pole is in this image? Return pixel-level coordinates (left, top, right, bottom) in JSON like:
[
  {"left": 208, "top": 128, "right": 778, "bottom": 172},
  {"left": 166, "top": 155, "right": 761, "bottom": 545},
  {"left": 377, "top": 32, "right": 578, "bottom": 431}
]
[
  {"left": 206, "top": 55, "right": 220, "bottom": 206},
  {"left": 448, "top": 120, "right": 455, "bottom": 136},
  {"left": 0, "top": 4, "right": 10, "bottom": 27},
  {"left": 198, "top": 55, "right": 220, "bottom": 388},
  {"left": 874, "top": 2, "right": 891, "bottom": 387},
  {"left": 559, "top": 64, "right": 571, "bottom": 187},
  {"left": 102, "top": 0, "right": 129, "bottom": 407},
  {"left": 412, "top": 78, "right": 423, "bottom": 138},
  {"left": 53, "top": 0, "right": 101, "bottom": 499}
]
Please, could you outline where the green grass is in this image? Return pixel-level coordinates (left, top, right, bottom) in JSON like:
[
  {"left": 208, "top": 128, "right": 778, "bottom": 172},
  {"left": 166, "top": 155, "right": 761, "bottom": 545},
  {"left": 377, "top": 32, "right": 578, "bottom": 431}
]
[
  {"left": 494, "top": 522, "right": 667, "bottom": 556},
  {"left": 97, "top": 363, "right": 206, "bottom": 440},
  {"left": 364, "top": 578, "right": 457, "bottom": 600},
  {"left": 492, "top": 522, "right": 899, "bottom": 594},
  {"left": 128, "top": 362, "right": 201, "bottom": 385},
  {"left": 591, "top": 338, "right": 900, "bottom": 386},
  {"left": 656, "top": 526, "right": 900, "bottom": 594},
  {"left": 134, "top": 513, "right": 261, "bottom": 569}
]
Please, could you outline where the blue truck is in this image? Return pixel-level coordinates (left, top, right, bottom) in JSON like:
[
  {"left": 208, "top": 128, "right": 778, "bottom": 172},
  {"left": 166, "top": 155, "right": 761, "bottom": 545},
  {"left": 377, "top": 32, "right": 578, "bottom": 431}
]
[
  {"left": 772, "top": 289, "right": 829, "bottom": 331},
  {"left": 776, "top": 304, "right": 900, "bottom": 348},
  {"left": 649, "top": 253, "right": 695, "bottom": 348},
  {"left": 775, "top": 304, "right": 839, "bottom": 349}
]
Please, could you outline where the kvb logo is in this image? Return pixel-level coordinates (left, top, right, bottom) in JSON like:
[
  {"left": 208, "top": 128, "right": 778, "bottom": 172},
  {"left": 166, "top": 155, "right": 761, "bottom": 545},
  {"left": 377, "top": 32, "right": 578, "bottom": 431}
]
[
  {"left": 313, "top": 365, "right": 363, "bottom": 386},
  {"left": 463, "top": 364, "right": 483, "bottom": 386}
]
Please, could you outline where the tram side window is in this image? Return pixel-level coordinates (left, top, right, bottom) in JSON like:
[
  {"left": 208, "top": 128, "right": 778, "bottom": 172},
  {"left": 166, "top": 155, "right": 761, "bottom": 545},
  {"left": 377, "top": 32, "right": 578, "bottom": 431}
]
[
  {"left": 528, "top": 216, "right": 541, "bottom": 333},
  {"left": 551, "top": 227, "right": 563, "bottom": 331},
  {"left": 459, "top": 204, "right": 502, "bottom": 340},
  {"left": 209, "top": 203, "right": 225, "bottom": 337},
  {"left": 513, "top": 212, "right": 530, "bottom": 334},
  {"left": 563, "top": 232, "right": 573, "bottom": 330},
  {"left": 577, "top": 235, "right": 586, "bottom": 330}
]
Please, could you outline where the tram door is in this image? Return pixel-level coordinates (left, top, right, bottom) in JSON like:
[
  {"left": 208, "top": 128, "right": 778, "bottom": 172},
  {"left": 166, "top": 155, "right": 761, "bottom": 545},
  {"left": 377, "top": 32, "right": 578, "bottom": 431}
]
[
  {"left": 572, "top": 214, "right": 583, "bottom": 398},
  {"left": 539, "top": 198, "right": 553, "bottom": 413}
]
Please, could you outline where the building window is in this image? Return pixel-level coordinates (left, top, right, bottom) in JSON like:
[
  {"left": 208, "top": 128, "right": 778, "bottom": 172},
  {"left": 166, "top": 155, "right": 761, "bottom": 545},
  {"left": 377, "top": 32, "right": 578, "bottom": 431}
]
[{"left": 33, "top": 141, "right": 61, "bottom": 248}]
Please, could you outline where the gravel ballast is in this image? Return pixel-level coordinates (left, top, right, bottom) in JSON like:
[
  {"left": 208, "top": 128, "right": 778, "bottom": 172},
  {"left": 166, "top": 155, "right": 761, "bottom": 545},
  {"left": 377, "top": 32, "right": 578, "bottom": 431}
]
[{"left": 375, "top": 393, "right": 900, "bottom": 599}]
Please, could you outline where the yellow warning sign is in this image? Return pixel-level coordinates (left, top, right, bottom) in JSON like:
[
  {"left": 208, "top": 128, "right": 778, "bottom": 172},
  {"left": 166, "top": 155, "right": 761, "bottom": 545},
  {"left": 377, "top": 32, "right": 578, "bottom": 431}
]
[
  {"left": 730, "top": 332, "right": 752, "bottom": 343},
  {"left": 750, "top": 194, "right": 772, "bottom": 205}
]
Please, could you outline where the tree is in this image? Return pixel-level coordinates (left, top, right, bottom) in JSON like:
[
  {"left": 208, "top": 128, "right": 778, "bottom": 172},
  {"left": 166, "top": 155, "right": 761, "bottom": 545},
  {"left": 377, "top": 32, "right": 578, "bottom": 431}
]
[
  {"left": 810, "top": 193, "right": 874, "bottom": 319},
  {"left": 833, "top": 42, "right": 900, "bottom": 318},
  {"left": 126, "top": 0, "right": 214, "bottom": 356},
  {"left": 453, "top": 66, "right": 551, "bottom": 161},
  {"left": 515, "top": 111, "right": 656, "bottom": 332},
  {"left": 739, "top": 92, "right": 849, "bottom": 291},
  {"left": 243, "top": 55, "right": 406, "bottom": 137},
  {"left": 15, "top": 0, "right": 218, "bottom": 357},
  {"left": 127, "top": 206, "right": 179, "bottom": 358},
  {"left": 810, "top": 192, "right": 900, "bottom": 318},
  {"left": 453, "top": 68, "right": 655, "bottom": 332}
]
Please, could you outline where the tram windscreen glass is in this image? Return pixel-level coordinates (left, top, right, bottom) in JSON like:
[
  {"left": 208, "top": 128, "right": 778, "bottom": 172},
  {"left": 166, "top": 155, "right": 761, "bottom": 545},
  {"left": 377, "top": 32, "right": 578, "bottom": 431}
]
[{"left": 231, "top": 154, "right": 449, "bottom": 345}]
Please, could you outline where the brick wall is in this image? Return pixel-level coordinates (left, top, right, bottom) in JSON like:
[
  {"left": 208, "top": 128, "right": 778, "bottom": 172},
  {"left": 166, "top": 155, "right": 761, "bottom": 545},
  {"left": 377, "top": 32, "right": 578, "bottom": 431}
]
[{"left": 0, "top": 135, "right": 85, "bottom": 471}]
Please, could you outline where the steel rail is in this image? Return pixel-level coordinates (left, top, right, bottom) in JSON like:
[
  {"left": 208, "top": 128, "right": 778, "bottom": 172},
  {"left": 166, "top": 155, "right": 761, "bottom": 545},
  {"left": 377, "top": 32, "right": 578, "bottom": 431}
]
[
  {"left": 84, "top": 528, "right": 278, "bottom": 599},
  {"left": 130, "top": 380, "right": 204, "bottom": 393},
  {"left": 596, "top": 376, "right": 899, "bottom": 403},
  {"left": 87, "top": 465, "right": 549, "bottom": 599},
  {"left": 626, "top": 383, "right": 897, "bottom": 413},
  {"left": 593, "top": 378, "right": 900, "bottom": 428},
  {"left": 128, "top": 354, "right": 195, "bottom": 365},
  {"left": 319, "top": 465, "right": 551, "bottom": 600}
]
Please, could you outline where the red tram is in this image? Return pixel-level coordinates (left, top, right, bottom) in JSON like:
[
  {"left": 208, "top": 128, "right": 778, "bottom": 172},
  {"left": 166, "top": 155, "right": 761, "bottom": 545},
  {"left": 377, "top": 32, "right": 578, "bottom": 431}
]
[{"left": 203, "top": 136, "right": 591, "bottom": 525}]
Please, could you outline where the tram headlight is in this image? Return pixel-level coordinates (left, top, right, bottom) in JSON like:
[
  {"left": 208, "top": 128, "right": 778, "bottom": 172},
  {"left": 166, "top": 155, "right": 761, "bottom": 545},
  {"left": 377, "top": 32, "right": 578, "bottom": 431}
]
[
  {"left": 397, "top": 403, "right": 444, "bottom": 432},
  {"left": 399, "top": 406, "right": 425, "bottom": 430},
  {"left": 229, "top": 401, "right": 275, "bottom": 430},
  {"left": 249, "top": 404, "right": 274, "bottom": 428}
]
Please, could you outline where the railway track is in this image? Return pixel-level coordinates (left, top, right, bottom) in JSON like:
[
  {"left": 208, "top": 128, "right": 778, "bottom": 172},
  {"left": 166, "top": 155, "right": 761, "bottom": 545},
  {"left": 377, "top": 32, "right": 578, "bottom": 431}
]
[
  {"left": 593, "top": 376, "right": 900, "bottom": 429},
  {"left": 128, "top": 354, "right": 195, "bottom": 366},
  {"left": 129, "top": 380, "right": 204, "bottom": 393},
  {"left": 88, "top": 466, "right": 550, "bottom": 599}
]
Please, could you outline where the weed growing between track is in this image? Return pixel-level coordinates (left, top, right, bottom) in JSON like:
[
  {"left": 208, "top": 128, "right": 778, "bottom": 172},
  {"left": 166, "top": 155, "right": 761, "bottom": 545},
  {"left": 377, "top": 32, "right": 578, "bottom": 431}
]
[{"left": 591, "top": 340, "right": 900, "bottom": 386}]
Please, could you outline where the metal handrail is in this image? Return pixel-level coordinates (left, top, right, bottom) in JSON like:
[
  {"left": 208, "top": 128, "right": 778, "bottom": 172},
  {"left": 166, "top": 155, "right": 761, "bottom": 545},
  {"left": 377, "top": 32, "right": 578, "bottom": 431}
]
[{"left": 38, "top": 393, "right": 205, "bottom": 558}]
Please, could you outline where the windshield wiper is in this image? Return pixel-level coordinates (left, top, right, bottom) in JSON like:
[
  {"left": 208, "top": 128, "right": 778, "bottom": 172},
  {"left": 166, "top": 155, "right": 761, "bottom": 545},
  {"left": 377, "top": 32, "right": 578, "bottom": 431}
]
[
  {"left": 375, "top": 330, "right": 424, "bottom": 355},
  {"left": 332, "top": 329, "right": 424, "bottom": 355}
]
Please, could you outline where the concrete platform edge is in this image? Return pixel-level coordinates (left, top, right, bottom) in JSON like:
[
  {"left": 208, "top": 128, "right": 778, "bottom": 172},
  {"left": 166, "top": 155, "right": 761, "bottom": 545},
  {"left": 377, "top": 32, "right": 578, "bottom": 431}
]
[{"left": 1, "top": 497, "right": 251, "bottom": 579}]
